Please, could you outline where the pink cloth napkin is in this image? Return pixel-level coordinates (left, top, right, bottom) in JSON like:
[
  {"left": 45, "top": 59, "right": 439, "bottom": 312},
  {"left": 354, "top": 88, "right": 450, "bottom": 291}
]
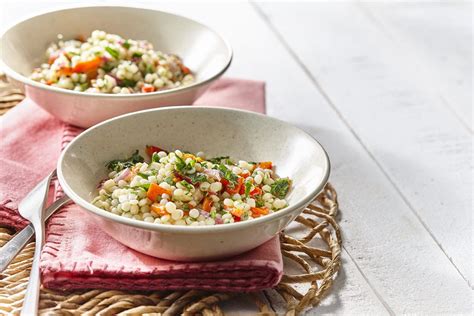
[{"left": 0, "top": 78, "right": 283, "bottom": 292}]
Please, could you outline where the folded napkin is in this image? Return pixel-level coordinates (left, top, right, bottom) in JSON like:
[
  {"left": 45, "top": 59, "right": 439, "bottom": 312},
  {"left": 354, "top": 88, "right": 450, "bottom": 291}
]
[{"left": 0, "top": 78, "right": 283, "bottom": 292}]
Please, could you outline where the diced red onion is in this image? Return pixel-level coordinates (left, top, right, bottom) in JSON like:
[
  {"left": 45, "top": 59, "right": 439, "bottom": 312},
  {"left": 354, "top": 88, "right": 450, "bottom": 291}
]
[
  {"left": 114, "top": 168, "right": 131, "bottom": 182},
  {"left": 203, "top": 169, "right": 221, "bottom": 181}
]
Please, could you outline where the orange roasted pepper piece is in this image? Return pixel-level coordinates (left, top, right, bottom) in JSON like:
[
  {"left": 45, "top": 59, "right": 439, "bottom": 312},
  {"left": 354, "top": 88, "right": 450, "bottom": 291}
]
[
  {"left": 147, "top": 183, "right": 172, "bottom": 202},
  {"left": 251, "top": 207, "right": 269, "bottom": 217},
  {"left": 257, "top": 161, "right": 272, "bottom": 170},
  {"left": 73, "top": 56, "right": 102, "bottom": 73},
  {"left": 202, "top": 196, "right": 213, "bottom": 212}
]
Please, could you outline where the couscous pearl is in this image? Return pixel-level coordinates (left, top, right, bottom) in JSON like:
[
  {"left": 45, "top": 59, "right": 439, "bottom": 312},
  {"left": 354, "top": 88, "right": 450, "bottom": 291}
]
[
  {"left": 262, "top": 185, "right": 271, "bottom": 192},
  {"left": 223, "top": 198, "right": 233, "bottom": 207},
  {"left": 130, "top": 204, "right": 139, "bottom": 214},
  {"left": 189, "top": 209, "right": 200, "bottom": 218},
  {"left": 247, "top": 199, "right": 256, "bottom": 208},
  {"left": 264, "top": 177, "right": 275, "bottom": 185},
  {"left": 171, "top": 209, "right": 184, "bottom": 220},
  {"left": 209, "top": 182, "right": 222, "bottom": 193},
  {"left": 103, "top": 179, "right": 115, "bottom": 189},
  {"left": 254, "top": 174, "right": 263, "bottom": 185},
  {"left": 200, "top": 182, "right": 210, "bottom": 191},
  {"left": 144, "top": 216, "right": 154, "bottom": 223},
  {"left": 165, "top": 201, "right": 176, "bottom": 213},
  {"left": 232, "top": 194, "right": 241, "bottom": 200},
  {"left": 118, "top": 180, "right": 128, "bottom": 187},
  {"left": 273, "top": 199, "right": 286, "bottom": 209},
  {"left": 205, "top": 218, "right": 215, "bottom": 225},
  {"left": 121, "top": 202, "right": 131, "bottom": 212},
  {"left": 263, "top": 193, "right": 273, "bottom": 201}
]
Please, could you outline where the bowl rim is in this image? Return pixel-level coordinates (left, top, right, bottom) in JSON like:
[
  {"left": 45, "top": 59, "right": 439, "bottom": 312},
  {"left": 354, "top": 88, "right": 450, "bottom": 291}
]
[
  {"left": 0, "top": 4, "right": 233, "bottom": 98},
  {"left": 57, "top": 106, "right": 331, "bottom": 234}
]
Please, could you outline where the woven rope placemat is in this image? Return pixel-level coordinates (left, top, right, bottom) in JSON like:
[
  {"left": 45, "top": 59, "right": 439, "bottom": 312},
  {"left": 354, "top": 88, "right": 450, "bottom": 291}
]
[{"left": 0, "top": 73, "right": 342, "bottom": 315}]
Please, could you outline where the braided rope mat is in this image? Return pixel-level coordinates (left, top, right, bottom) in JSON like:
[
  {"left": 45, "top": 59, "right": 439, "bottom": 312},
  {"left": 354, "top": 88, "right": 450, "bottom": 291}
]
[{"left": 0, "top": 73, "right": 342, "bottom": 315}]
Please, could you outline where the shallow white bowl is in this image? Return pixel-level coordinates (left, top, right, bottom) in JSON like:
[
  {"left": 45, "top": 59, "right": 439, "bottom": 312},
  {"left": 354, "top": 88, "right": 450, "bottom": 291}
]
[
  {"left": 0, "top": 6, "right": 232, "bottom": 128},
  {"left": 57, "top": 107, "right": 330, "bottom": 261}
]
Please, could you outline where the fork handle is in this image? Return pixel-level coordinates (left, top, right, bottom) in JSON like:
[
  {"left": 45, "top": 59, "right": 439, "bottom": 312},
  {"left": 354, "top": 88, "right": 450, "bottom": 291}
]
[
  {"left": 0, "top": 225, "right": 34, "bottom": 272},
  {"left": 0, "top": 196, "right": 71, "bottom": 274},
  {"left": 21, "top": 234, "right": 43, "bottom": 315}
]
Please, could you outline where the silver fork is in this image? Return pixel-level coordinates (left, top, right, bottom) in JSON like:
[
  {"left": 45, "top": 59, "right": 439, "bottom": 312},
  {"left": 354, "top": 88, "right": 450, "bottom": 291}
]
[
  {"left": 0, "top": 195, "right": 71, "bottom": 273},
  {"left": 18, "top": 170, "right": 56, "bottom": 315}
]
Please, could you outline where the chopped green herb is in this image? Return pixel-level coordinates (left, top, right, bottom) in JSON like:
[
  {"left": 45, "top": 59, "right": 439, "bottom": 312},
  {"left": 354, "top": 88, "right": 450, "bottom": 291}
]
[
  {"left": 121, "top": 79, "right": 137, "bottom": 87},
  {"left": 270, "top": 178, "right": 291, "bottom": 199},
  {"left": 208, "top": 156, "right": 230, "bottom": 164},
  {"left": 164, "top": 177, "right": 175, "bottom": 186},
  {"left": 175, "top": 155, "right": 186, "bottom": 171},
  {"left": 144, "top": 63, "right": 154, "bottom": 74},
  {"left": 137, "top": 172, "right": 148, "bottom": 179},
  {"left": 210, "top": 209, "right": 217, "bottom": 219},
  {"left": 122, "top": 40, "right": 131, "bottom": 49},
  {"left": 215, "top": 164, "right": 238, "bottom": 186},
  {"left": 244, "top": 181, "right": 252, "bottom": 197},
  {"left": 105, "top": 46, "right": 120, "bottom": 59},
  {"left": 105, "top": 150, "right": 144, "bottom": 172},
  {"left": 137, "top": 183, "right": 150, "bottom": 191},
  {"left": 79, "top": 82, "right": 89, "bottom": 91},
  {"left": 151, "top": 152, "right": 160, "bottom": 163},
  {"left": 180, "top": 180, "right": 194, "bottom": 191},
  {"left": 188, "top": 173, "right": 207, "bottom": 184},
  {"left": 132, "top": 52, "right": 143, "bottom": 58},
  {"left": 256, "top": 197, "right": 265, "bottom": 207},
  {"left": 101, "top": 62, "right": 115, "bottom": 72}
]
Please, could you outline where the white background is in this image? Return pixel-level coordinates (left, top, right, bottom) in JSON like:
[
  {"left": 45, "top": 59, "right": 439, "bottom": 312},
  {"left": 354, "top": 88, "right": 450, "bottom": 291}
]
[{"left": 1, "top": 1, "right": 472, "bottom": 314}]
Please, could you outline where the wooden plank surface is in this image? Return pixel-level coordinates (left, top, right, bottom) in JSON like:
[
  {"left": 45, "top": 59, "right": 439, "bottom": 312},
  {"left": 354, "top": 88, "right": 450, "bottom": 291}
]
[
  {"left": 362, "top": 1, "right": 473, "bottom": 132},
  {"left": 255, "top": 0, "right": 473, "bottom": 313},
  {"left": 2, "top": 1, "right": 472, "bottom": 314}
]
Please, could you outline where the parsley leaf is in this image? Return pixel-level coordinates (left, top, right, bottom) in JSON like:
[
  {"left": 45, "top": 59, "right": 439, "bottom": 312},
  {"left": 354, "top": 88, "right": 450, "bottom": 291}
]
[
  {"left": 122, "top": 40, "right": 131, "bottom": 49},
  {"left": 105, "top": 46, "right": 120, "bottom": 59},
  {"left": 244, "top": 181, "right": 252, "bottom": 197},
  {"left": 137, "top": 172, "right": 148, "bottom": 179},
  {"left": 132, "top": 52, "right": 143, "bottom": 58},
  {"left": 256, "top": 197, "right": 265, "bottom": 207},
  {"left": 164, "top": 177, "right": 175, "bottom": 186},
  {"left": 106, "top": 150, "right": 144, "bottom": 172},
  {"left": 216, "top": 164, "right": 238, "bottom": 186},
  {"left": 151, "top": 152, "right": 160, "bottom": 163},
  {"left": 180, "top": 180, "right": 194, "bottom": 191},
  {"left": 270, "top": 178, "right": 291, "bottom": 199},
  {"left": 188, "top": 173, "right": 207, "bottom": 184},
  {"left": 145, "top": 64, "right": 154, "bottom": 74},
  {"left": 121, "top": 79, "right": 137, "bottom": 87},
  {"left": 208, "top": 156, "right": 230, "bottom": 164},
  {"left": 137, "top": 183, "right": 150, "bottom": 191},
  {"left": 175, "top": 155, "right": 187, "bottom": 171},
  {"left": 101, "top": 62, "right": 115, "bottom": 72}
]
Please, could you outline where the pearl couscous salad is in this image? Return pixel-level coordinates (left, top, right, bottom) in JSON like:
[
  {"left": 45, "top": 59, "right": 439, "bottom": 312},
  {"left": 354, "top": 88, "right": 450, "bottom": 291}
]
[
  {"left": 92, "top": 146, "right": 292, "bottom": 226},
  {"left": 30, "top": 30, "right": 194, "bottom": 94}
]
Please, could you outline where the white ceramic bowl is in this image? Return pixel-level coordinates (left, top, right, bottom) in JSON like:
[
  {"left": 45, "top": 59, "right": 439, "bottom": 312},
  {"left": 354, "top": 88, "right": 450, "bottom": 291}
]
[
  {"left": 0, "top": 6, "right": 232, "bottom": 128},
  {"left": 57, "top": 107, "right": 330, "bottom": 261}
]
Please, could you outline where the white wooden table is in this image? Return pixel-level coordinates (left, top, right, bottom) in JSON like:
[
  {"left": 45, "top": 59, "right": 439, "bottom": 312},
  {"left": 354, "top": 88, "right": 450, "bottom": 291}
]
[{"left": 2, "top": 1, "right": 472, "bottom": 314}]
